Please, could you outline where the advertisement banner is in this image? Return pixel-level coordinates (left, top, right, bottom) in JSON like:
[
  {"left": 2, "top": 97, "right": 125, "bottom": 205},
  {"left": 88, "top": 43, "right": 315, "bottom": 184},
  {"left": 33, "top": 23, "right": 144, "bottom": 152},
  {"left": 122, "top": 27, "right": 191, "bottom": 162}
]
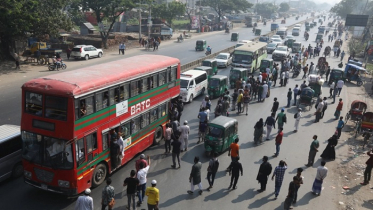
[{"left": 191, "top": 16, "right": 200, "bottom": 29}]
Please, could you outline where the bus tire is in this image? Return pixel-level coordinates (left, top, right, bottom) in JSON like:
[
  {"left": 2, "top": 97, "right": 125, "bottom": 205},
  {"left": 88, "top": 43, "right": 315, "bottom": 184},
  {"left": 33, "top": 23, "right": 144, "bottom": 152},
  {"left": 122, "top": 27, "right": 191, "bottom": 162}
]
[
  {"left": 189, "top": 94, "right": 194, "bottom": 103},
  {"left": 153, "top": 126, "right": 163, "bottom": 145},
  {"left": 92, "top": 163, "right": 107, "bottom": 187}
]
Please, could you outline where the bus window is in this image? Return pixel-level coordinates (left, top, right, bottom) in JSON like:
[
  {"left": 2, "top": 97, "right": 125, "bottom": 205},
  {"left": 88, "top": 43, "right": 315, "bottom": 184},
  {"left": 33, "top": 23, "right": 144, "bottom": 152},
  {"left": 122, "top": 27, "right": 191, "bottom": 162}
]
[
  {"left": 102, "top": 132, "right": 109, "bottom": 150},
  {"left": 109, "top": 89, "right": 115, "bottom": 105},
  {"left": 123, "top": 83, "right": 130, "bottom": 100},
  {"left": 141, "top": 112, "right": 150, "bottom": 128},
  {"left": 96, "top": 91, "right": 109, "bottom": 111},
  {"left": 86, "top": 133, "right": 97, "bottom": 153},
  {"left": 131, "top": 80, "right": 139, "bottom": 97},
  {"left": 76, "top": 138, "right": 86, "bottom": 166},
  {"left": 25, "top": 92, "right": 43, "bottom": 116},
  {"left": 84, "top": 96, "right": 94, "bottom": 115},
  {"left": 150, "top": 108, "right": 159, "bottom": 123},
  {"left": 45, "top": 96, "right": 67, "bottom": 121},
  {"left": 119, "top": 86, "right": 125, "bottom": 101},
  {"left": 171, "top": 66, "right": 177, "bottom": 82},
  {"left": 120, "top": 122, "right": 131, "bottom": 139},
  {"left": 161, "top": 103, "right": 167, "bottom": 117},
  {"left": 79, "top": 99, "right": 87, "bottom": 117},
  {"left": 152, "top": 74, "right": 158, "bottom": 88},
  {"left": 159, "top": 71, "right": 166, "bottom": 86},
  {"left": 131, "top": 118, "right": 140, "bottom": 134},
  {"left": 142, "top": 78, "right": 148, "bottom": 93}
]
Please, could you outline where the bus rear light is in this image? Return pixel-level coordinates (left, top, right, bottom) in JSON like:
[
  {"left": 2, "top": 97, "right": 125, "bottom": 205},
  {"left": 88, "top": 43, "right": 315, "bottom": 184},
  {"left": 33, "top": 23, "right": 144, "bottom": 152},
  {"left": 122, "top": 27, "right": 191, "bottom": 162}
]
[
  {"left": 80, "top": 47, "right": 82, "bottom": 53},
  {"left": 24, "top": 170, "right": 32, "bottom": 179},
  {"left": 58, "top": 180, "right": 70, "bottom": 188}
]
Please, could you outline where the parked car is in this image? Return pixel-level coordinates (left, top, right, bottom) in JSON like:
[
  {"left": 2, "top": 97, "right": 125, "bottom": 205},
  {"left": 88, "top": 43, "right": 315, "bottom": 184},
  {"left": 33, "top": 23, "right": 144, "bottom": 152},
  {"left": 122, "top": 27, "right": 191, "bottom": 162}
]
[
  {"left": 271, "top": 38, "right": 283, "bottom": 45},
  {"left": 71, "top": 45, "right": 103, "bottom": 60},
  {"left": 215, "top": 53, "right": 232, "bottom": 68},
  {"left": 272, "top": 45, "right": 291, "bottom": 61},
  {"left": 266, "top": 43, "right": 278, "bottom": 54}
]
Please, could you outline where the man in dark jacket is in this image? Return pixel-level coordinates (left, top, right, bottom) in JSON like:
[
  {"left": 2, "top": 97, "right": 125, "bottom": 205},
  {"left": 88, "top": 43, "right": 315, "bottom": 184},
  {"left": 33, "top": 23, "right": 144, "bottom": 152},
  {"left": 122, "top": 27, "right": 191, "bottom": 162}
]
[
  {"left": 271, "top": 97, "right": 279, "bottom": 116},
  {"left": 256, "top": 156, "right": 272, "bottom": 192},
  {"left": 228, "top": 157, "right": 243, "bottom": 190},
  {"left": 188, "top": 156, "right": 203, "bottom": 195},
  {"left": 361, "top": 149, "right": 373, "bottom": 185}
]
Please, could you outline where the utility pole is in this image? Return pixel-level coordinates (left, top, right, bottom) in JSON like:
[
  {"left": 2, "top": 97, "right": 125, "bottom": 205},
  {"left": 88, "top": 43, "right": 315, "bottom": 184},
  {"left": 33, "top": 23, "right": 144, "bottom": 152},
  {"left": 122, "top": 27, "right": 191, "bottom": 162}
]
[
  {"left": 148, "top": 3, "right": 152, "bottom": 37},
  {"left": 139, "top": 0, "right": 142, "bottom": 39}
]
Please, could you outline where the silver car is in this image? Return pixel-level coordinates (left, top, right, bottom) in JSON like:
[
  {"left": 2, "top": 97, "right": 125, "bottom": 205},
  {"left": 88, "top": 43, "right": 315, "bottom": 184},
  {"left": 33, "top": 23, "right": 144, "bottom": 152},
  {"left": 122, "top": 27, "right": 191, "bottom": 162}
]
[{"left": 266, "top": 43, "right": 278, "bottom": 54}]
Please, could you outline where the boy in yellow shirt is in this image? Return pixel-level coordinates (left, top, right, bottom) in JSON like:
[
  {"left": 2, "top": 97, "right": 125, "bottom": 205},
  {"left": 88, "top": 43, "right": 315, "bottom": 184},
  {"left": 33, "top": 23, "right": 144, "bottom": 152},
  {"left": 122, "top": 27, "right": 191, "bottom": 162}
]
[{"left": 145, "top": 180, "right": 159, "bottom": 210}]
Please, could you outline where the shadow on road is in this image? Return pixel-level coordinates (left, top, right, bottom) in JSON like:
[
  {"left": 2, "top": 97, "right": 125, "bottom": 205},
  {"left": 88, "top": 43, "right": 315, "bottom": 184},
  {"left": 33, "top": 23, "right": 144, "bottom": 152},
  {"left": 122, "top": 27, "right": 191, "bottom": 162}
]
[{"left": 247, "top": 191, "right": 275, "bottom": 208}]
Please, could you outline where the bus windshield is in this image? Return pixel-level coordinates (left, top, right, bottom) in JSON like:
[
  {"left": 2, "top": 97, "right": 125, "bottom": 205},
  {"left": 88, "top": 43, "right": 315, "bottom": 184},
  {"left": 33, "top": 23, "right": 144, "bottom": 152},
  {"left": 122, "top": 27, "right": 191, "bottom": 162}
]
[
  {"left": 232, "top": 52, "right": 252, "bottom": 64},
  {"left": 180, "top": 79, "right": 189, "bottom": 88},
  {"left": 208, "top": 126, "right": 223, "bottom": 138},
  {"left": 22, "top": 131, "right": 73, "bottom": 169}
]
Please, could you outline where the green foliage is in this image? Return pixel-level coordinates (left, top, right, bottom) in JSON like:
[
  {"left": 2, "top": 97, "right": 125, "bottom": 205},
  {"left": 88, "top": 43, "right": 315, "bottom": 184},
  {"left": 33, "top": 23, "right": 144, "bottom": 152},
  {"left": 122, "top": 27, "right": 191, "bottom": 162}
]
[
  {"left": 152, "top": 1, "right": 186, "bottom": 26},
  {"left": 279, "top": 2, "right": 290, "bottom": 12},
  {"left": 255, "top": 3, "right": 278, "bottom": 19},
  {"left": 196, "top": 0, "right": 253, "bottom": 22},
  {"left": 330, "top": 0, "right": 358, "bottom": 18}
]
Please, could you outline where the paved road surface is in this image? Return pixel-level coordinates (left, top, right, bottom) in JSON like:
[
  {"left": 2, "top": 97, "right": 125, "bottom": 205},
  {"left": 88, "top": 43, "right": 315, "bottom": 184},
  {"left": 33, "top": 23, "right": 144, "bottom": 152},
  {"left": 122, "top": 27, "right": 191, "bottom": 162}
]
[{"left": 0, "top": 13, "right": 345, "bottom": 210}]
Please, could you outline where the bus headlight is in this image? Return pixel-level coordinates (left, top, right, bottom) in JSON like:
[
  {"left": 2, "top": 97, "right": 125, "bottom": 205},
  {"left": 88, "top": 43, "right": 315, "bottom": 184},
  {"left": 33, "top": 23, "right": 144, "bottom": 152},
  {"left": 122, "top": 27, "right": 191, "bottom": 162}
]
[
  {"left": 58, "top": 180, "right": 70, "bottom": 188},
  {"left": 24, "top": 170, "right": 32, "bottom": 179}
]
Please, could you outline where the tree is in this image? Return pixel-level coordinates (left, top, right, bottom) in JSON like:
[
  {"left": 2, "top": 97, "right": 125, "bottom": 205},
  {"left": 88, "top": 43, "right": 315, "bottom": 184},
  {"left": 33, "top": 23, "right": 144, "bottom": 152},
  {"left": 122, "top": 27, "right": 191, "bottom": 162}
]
[
  {"left": 80, "top": 0, "right": 137, "bottom": 48},
  {"left": 330, "top": 0, "right": 358, "bottom": 18},
  {"left": 0, "top": 0, "right": 73, "bottom": 59},
  {"left": 196, "top": 0, "right": 253, "bottom": 23},
  {"left": 152, "top": 2, "right": 186, "bottom": 26},
  {"left": 279, "top": 2, "right": 290, "bottom": 12},
  {"left": 255, "top": 3, "right": 278, "bottom": 19}
]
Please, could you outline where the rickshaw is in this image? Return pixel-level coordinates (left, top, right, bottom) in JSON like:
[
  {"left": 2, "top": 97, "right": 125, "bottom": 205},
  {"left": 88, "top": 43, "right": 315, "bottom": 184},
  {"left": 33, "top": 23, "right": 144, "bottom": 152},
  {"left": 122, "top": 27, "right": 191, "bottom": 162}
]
[
  {"left": 333, "top": 40, "right": 341, "bottom": 48},
  {"left": 229, "top": 67, "right": 248, "bottom": 88},
  {"left": 208, "top": 75, "right": 228, "bottom": 99},
  {"left": 328, "top": 68, "right": 344, "bottom": 85},
  {"left": 345, "top": 100, "right": 367, "bottom": 124},
  {"left": 316, "top": 33, "right": 323, "bottom": 43},
  {"left": 292, "top": 42, "right": 302, "bottom": 52},
  {"left": 231, "top": 32, "right": 239, "bottom": 41},
  {"left": 358, "top": 112, "right": 373, "bottom": 137},
  {"left": 308, "top": 74, "right": 324, "bottom": 97},
  {"left": 259, "top": 58, "right": 273, "bottom": 73},
  {"left": 259, "top": 35, "right": 270, "bottom": 43},
  {"left": 316, "top": 57, "right": 328, "bottom": 76},
  {"left": 297, "top": 86, "right": 315, "bottom": 110},
  {"left": 204, "top": 116, "right": 238, "bottom": 156},
  {"left": 344, "top": 63, "right": 366, "bottom": 86},
  {"left": 195, "top": 40, "right": 206, "bottom": 51},
  {"left": 323, "top": 46, "right": 331, "bottom": 57},
  {"left": 255, "top": 29, "right": 261, "bottom": 36},
  {"left": 194, "top": 66, "right": 214, "bottom": 79},
  {"left": 202, "top": 59, "right": 218, "bottom": 75},
  {"left": 306, "top": 25, "right": 310, "bottom": 31}
]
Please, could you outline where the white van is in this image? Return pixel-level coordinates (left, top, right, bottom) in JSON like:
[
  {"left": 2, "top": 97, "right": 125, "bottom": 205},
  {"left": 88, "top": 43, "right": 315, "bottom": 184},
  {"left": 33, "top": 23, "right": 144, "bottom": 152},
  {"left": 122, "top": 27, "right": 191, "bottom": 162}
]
[
  {"left": 292, "top": 27, "right": 301, "bottom": 36},
  {"left": 235, "top": 40, "right": 252, "bottom": 48},
  {"left": 180, "top": 70, "right": 208, "bottom": 103},
  {"left": 0, "top": 125, "right": 23, "bottom": 182},
  {"left": 276, "top": 27, "right": 288, "bottom": 39}
]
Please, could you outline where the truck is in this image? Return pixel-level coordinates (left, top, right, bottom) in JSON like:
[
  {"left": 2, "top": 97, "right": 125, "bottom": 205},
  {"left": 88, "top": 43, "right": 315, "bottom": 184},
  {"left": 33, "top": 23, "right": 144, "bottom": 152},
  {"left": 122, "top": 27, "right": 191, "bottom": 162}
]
[
  {"left": 245, "top": 16, "right": 256, "bottom": 27},
  {"left": 24, "top": 42, "right": 62, "bottom": 57},
  {"left": 150, "top": 24, "right": 173, "bottom": 40}
]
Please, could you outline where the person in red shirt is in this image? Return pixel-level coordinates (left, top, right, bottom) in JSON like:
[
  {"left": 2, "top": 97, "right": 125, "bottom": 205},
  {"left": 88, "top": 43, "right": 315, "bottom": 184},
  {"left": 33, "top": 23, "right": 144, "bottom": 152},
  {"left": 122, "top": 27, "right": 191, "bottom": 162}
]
[
  {"left": 334, "top": 98, "right": 343, "bottom": 119},
  {"left": 136, "top": 154, "right": 148, "bottom": 172},
  {"left": 361, "top": 149, "right": 373, "bottom": 185},
  {"left": 273, "top": 128, "right": 283, "bottom": 157},
  {"left": 262, "top": 72, "right": 268, "bottom": 82}
]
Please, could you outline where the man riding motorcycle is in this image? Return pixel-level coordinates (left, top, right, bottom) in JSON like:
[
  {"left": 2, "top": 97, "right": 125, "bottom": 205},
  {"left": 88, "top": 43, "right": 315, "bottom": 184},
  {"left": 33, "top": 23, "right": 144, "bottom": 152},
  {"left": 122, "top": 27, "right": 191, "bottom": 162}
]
[
  {"left": 177, "top": 34, "right": 183, "bottom": 42},
  {"left": 206, "top": 46, "right": 212, "bottom": 55},
  {"left": 225, "top": 27, "right": 230, "bottom": 33}
]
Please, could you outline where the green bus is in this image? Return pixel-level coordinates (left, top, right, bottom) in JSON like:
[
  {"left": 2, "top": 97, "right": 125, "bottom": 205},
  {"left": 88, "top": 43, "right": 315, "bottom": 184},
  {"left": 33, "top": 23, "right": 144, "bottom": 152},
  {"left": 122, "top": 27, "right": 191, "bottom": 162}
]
[{"left": 231, "top": 42, "right": 268, "bottom": 74}]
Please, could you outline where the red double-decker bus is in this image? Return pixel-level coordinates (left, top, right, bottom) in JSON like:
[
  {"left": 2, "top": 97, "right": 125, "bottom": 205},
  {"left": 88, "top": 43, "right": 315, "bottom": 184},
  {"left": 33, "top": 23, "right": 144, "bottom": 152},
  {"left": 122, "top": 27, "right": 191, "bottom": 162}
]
[{"left": 21, "top": 55, "right": 180, "bottom": 195}]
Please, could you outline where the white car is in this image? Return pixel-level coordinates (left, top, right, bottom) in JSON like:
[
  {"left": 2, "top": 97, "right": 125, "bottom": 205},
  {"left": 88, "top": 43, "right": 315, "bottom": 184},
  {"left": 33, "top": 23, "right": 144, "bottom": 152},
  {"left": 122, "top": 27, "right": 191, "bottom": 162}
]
[
  {"left": 215, "top": 53, "right": 232, "bottom": 67},
  {"left": 272, "top": 35, "right": 282, "bottom": 40},
  {"left": 71, "top": 45, "right": 103, "bottom": 60},
  {"left": 271, "top": 38, "right": 283, "bottom": 45},
  {"left": 272, "top": 45, "right": 291, "bottom": 61}
]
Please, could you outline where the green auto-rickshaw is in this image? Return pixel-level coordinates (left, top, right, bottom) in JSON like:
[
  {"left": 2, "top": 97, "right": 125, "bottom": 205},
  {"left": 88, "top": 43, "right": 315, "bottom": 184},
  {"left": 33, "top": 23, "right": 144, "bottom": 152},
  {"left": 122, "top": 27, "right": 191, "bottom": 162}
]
[
  {"left": 255, "top": 29, "right": 261, "bottom": 36},
  {"left": 305, "top": 22, "right": 310, "bottom": 27},
  {"left": 316, "top": 33, "right": 323, "bottom": 43},
  {"left": 229, "top": 67, "right": 248, "bottom": 88},
  {"left": 194, "top": 66, "right": 214, "bottom": 79},
  {"left": 286, "top": 39, "right": 294, "bottom": 48},
  {"left": 328, "top": 68, "right": 345, "bottom": 85},
  {"left": 202, "top": 59, "right": 218, "bottom": 75},
  {"left": 259, "top": 58, "right": 274, "bottom": 73},
  {"left": 292, "top": 42, "right": 302, "bottom": 53},
  {"left": 204, "top": 116, "right": 238, "bottom": 156},
  {"left": 195, "top": 40, "right": 206, "bottom": 51},
  {"left": 231, "top": 32, "right": 239, "bottom": 41},
  {"left": 208, "top": 75, "right": 228, "bottom": 99},
  {"left": 306, "top": 25, "right": 310, "bottom": 31}
]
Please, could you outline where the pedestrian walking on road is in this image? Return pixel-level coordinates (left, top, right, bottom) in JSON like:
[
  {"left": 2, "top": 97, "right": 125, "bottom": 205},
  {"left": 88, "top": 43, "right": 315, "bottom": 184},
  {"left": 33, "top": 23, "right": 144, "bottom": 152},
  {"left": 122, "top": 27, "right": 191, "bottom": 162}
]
[
  {"left": 256, "top": 156, "right": 272, "bottom": 192},
  {"left": 340, "top": 50, "right": 345, "bottom": 61},
  {"left": 320, "top": 132, "right": 338, "bottom": 160},
  {"left": 325, "top": 66, "right": 331, "bottom": 82},
  {"left": 314, "top": 99, "right": 324, "bottom": 123},
  {"left": 188, "top": 156, "right": 203, "bottom": 195},
  {"left": 171, "top": 137, "right": 181, "bottom": 168},
  {"left": 254, "top": 118, "right": 264, "bottom": 145},
  {"left": 119, "top": 43, "right": 125, "bottom": 55},
  {"left": 137, "top": 156, "right": 151, "bottom": 207},
  {"left": 336, "top": 116, "right": 345, "bottom": 139},
  {"left": 294, "top": 108, "right": 302, "bottom": 133},
  {"left": 273, "top": 128, "right": 283, "bottom": 157},
  {"left": 334, "top": 98, "right": 343, "bottom": 119},
  {"left": 231, "top": 89, "right": 238, "bottom": 111},
  {"left": 271, "top": 160, "right": 287, "bottom": 199},
  {"left": 337, "top": 79, "right": 344, "bottom": 96},
  {"left": 329, "top": 82, "right": 335, "bottom": 98},
  {"left": 75, "top": 188, "right": 93, "bottom": 210},
  {"left": 275, "top": 108, "right": 287, "bottom": 131},
  {"left": 302, "top": 64, "right": 309, "bottom": 79},
  {"left": 284, "top": 176, "right": 299, "bottom": 209},
  {"left": 264, "top": 113, "right": 276, "bottom": 140},
  {"left": 123, "top": 170, "right": 139, "bottom": 210},
  {"left": 228, "top": 157, "right": 243, "bottom": 190},
  {"left": 312, "top": 161, "right": 328, "bottom": 196},
  {"left": 286, "top": 88, "right": 292, "bottom": 108},
  {"left": 178, "top": 120, "right": 190, "bottom": 151},
  {"left": 66, "top": 47, "right": 71, "bottom": 60},
  {"left": 293, "top": 85, "right": 300, "bottom": 105},
  {"left": 320, "top": 97, "right": 328, "bottom": 119},
  {"left": 164, "top": 123, "right": 172, "bottom": 154},
  {"left": 293, "top": 168, "right": 304, "bottom": 203},
  {"left": 361, "top": 149, "right": 373, "bottom": 185},
  {"left": 207, "top": 152, "right": 219, "bottom": 191},
  {"left": 271, "top": 97, "right": 279, "bottom": 116},
  {"left": 145, "top": 180, "right": 159, "bottom": 210},
  {"left": 101, "top": 178, "right": 115, "bottom": 210},
  {"left": 237, "top": 90, "right": 243, "bottom": 114},
  {"left": 243, "top": 90, "right": 250, "bottom": 115},
  {"left": 228, "top": 137, "right": 240, "bottom": 164},
  {"left": 136, "top": 154, "right": 148, "bottom": 173},
  {"left": 305, "top": 135, "right": 320, "bottom": 167}
]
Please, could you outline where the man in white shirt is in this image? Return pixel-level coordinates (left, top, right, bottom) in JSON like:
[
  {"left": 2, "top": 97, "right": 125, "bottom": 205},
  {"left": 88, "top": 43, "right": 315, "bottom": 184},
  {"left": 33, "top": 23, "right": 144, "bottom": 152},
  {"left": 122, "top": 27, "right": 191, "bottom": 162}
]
[
  {"left": 75, "top": 188, "right": 93, "bottom": 210},
  {"left": 337, "top": 79, "right": 344, "bottom": 96},
  {"left": 314, "top": 100, "right": 324, "bottom": 123},
  {"left": 266, "top": 67, "right": 271, "bottom": 75},
  {"left": 320, "top": 97, "right": 328, "bottom": 119},
  {"left": 294, "top": 108, "right": 302, "bottom": 133},
  {"left": 258, "top": 74, "right": 263, "bottom": 83},
  {"left": 312, "top": 161, "right": 328, "bottom": 196},
  {"left": 137, "top": 156, "right": 151, "bottom": 206},
  {"left": 117, "top": 133, "right": 125, "bottom": 162},
  {"left": 178, "top": 120, "right": 190, "bottom": 151}
]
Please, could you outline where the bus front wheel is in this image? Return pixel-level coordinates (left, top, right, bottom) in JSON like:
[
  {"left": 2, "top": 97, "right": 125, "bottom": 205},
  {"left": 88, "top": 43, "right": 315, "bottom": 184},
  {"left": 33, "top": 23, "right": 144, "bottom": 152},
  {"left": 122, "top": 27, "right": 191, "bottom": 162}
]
[
  {"left": 153, "top": 126, "right": 163, "bottom": 145},
  {"left": 92, "top": 163, "right": 107, "bottom": 187}
]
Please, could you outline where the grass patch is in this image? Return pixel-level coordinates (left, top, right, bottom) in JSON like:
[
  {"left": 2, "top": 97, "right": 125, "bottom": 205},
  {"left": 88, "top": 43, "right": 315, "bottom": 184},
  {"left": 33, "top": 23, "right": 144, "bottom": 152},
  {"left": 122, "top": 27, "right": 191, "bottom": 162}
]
[
  {"left": 173, "top": 19, "right": 189, "bottom": 25},
  {"left": 366, "top": 63, "right": 373, "bottom": 74}
]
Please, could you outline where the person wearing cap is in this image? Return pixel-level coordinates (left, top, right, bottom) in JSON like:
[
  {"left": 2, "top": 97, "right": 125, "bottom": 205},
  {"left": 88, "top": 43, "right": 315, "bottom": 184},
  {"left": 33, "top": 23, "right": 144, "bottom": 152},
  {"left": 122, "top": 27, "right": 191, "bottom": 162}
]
[
  {"left": 123, "top": 170, "right": 139, "bottom": 210},
  {"left": 178, "top": 120, "right": 190, "bottom": 152},
  {"left": 294, "top": 108, "right": 302, "bottom": 133},
  {"left": 188, "top": 156, "right": 203, "bottom": 195},
  {"left": 145, "top": 180, "right": 159, "bottom": 210},
  {"left": 275, "top": 108, "right": 286, "bottom": 131},
  {"left": 137, "top": 156, "right": 151, "bottom": 206},
  {"left": 136, "top": 154, "right": 148, "bottom": 172},
  {"left": 75, "top": 188, "right": 93, "bottom": 210}
]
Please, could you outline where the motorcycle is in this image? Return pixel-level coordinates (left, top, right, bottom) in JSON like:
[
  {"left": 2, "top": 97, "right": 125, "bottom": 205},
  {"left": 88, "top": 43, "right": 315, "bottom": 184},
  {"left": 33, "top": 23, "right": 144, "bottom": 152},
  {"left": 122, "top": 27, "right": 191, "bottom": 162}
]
[
  {"left": 263, "top": 21, "right": 266, "bottom": 26},
  {"left": 48, "top": 61, "right": 67, "bottom": 71},
  {"left": 205, "top": 49, "right": 212, "bottom": 56},
  {"left": 292, "top": 65, "right": 301, "bottom": 78},
  {"left": 177, "top": 36, "right": 184, "bottom": 42},
  {"left": 225, "top": 28, "right": 230, "bottom": 34}
]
